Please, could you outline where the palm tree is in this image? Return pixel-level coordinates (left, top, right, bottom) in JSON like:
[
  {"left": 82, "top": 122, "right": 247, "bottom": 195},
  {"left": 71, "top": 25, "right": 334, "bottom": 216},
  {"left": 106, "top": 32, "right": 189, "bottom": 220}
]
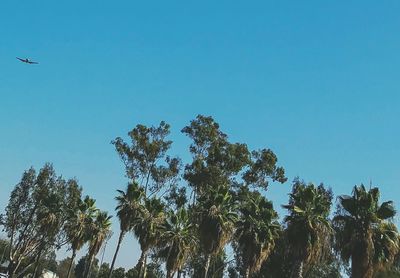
[
  {"left": 234, "top": 188, "right": 281, "bottom": 277},
  {"left": 108, "top": 182, "right": 144, "bottom": 278},
  {"left": 159, "top": 208, "right": 198, "bottom": 278},
  {"left": 133, "top": 197, "right": 165, "bottom": 278},
  {"left": 333, "top": 185, "right": 399, "bottom": 278},
  {"left": 65, "top": 196, "right": 98, "bottom": 278},
  {"left": 84, "top": 211, "right": 112, "bottom": 278},
  {"left": 373, "top": 222, "right": 400, "bottom": 273},
  {"left": 197, "top": 185, "right": 238, "bottom": 278},
  {"left": 282, "top": 180, "right": 333, "bottom": 278}
]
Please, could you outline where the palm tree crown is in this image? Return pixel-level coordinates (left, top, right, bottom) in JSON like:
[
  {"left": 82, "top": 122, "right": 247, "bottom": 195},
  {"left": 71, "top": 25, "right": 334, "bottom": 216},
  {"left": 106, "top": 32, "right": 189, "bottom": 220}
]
[
  {"left": 234, "top": 187, "right": 281, "bottom": 277},
  {"left": 109, "top": 182, "right": 144, "bottom": 277},
  {"left": 132, "top": 197, "right": 166, "bottom": 278},
  {"left": 333, "top": 185, "right": 399, "bottom": 278},
  {"left": 282, "top": 180, "right": 333, "bottom": 278},
  {"left": 160, "top": 208, "right": 198, "bottom": 278},
  {"left": 115, "top": 182, "right": 144, "bottom": 232},
  {"left": 197, "top": 185, "right": 238, "bottom": 278}
]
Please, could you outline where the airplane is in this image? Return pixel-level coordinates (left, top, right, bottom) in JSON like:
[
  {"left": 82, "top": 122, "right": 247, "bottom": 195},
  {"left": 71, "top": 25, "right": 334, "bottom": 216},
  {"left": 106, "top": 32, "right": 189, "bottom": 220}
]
[{"left": 16, "top": 57, "right": 39, "bottom": 64}]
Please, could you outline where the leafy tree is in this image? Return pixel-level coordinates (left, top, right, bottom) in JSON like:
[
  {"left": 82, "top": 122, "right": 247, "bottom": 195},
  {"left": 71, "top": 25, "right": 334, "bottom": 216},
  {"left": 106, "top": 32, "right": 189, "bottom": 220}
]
[
  {"left": 333, "top": 185, "right": 399, "bottom": 278},
  {"left": 242, "top": 148, "right": 287, "bottom": 189},
  {"left": 125, "top": 262, "right": 165, "bottom": 278},
  {"left": 282, "top": 179, "right": 333, "bottom": 278},
  {"left": 58, "top": 257, "right": 76, "bottom": 278},
  {"left": 0, "top": 239, "right": 10, "bottom": 265},
  {"left": 98, "top": 263, "right": 110, "bottom": 278},
  {"left": 109, "top": 182, "right": 144, "bottom": 277},
  {"left": 112, "top": 121, "right": 181, "bottom": 277},
  {"left": 125, "top": 268, "right": 138, "bottom": 278},
  {"left": 185, "top": 250, "right": 227, "bottom": 278},
  {"left": 32, "top": 250, "right": 58, "bottom": 276},
  {"left": 258, "top": 240, "right": 343, "bottom": 278},
  {"left": 182, "top": 115, "right": 250, "bottom": 198},
  {"left": 164, "top": 185, "right": 187, "bottom": 210},
  {"left": 233, "top": 187, "right": 281, "bottom": 277},
  {"left": 112, "top": 121, "right": 180, "bottom": 197},
  {"left": 75, "top": 256, "right": 98, "bottom": 278},
  {"left": 111, "top": 267, "right": 125, "bottom": 278},
  {"left": 182, "top": 115, "right": 286, "bottom": 198},
  {"left": 2, "top": 165, "right": 69, "bottom": 277},
  {"left": 182, "top": 115, "right": 286, "bottom": 278}
]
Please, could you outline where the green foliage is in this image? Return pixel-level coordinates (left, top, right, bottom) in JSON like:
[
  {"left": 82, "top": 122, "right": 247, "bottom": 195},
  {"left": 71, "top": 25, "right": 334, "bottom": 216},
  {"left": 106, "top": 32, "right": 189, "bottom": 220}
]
[
  {"left": 181, "top": 115, "right": 286, "bottom": 277},
  {"left": 8, "top": 115, "right": 400, "bottom": 278},
  {"left": 197, "top": 185, "right": 237, "bottom": 257},
  {"left": 282, "top": 179, "right": 333, "bottom": 277},
  {"left": 375, "top": 253, "right": 400, "bottom": 277},
  {"left": 131, "top": 197, "right": 166, "bottom": 278},
  {"left": 84, "top": 211, "right": 112, "bottom": 277},
  {"left": 182, "top": 115, "right": 286, "bottom": 196},
  {"left": 97, "top": 263, "right": 110, "bottom": 278},
  {"left": 1, "top": 164, "right": 78, "bottom": 277},
  {"left": 125, "top": 262, "right": 165, "bottom": 278},
  {"left": 57, "top": 257, "right": 76, "bottom": 278},
  {"left": 158, "top": 208, "right": 197, "bottom": 277},
  {"left": 333, "top": 185, "right": 399, "bottom": 278},
  {"left": 164, "top": 185, "right": 187, "bottom": 210},
  {"left": 109, "top": 182, "right": 145, "bottom": 275},
  {"left": 233, "top": 186, "right": 281, "bottom": 276},
  {"left": 184, "top": 251, "right": 227, "bottom": 278},
  {"left": 74, "top": 256, "right": 99, "bottom": 278},
  {"left": 112, "top": 121, "right": 180, "bottom": 196},
  {"left": 256, "top": 236, "right": 343, "bottom": 278},
  {"left": 133, "top": 197, "right": 165, "bottom": 253},
  {"left": 112, "top": 267, "right": 126, "bottom": 278},
  {"left": 0, "top": 239, "right": 10, "bottom": 264},
  {"left": 115, "top": 182, "right": 144, "bottom": 233}
]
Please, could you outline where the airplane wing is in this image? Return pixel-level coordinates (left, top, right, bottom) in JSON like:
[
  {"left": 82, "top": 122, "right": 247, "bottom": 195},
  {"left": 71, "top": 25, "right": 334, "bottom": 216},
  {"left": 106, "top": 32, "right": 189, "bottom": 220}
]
[
  {"left": 28, "top": 61, "right": 39, "bottom": 64},
  {"left": 16, "top": 57, "right": 25, "bottom": 62}
]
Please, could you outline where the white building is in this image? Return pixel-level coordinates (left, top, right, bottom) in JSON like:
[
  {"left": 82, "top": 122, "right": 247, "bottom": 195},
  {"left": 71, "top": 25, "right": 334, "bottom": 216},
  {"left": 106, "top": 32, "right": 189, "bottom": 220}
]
[{"left": 39, "top": 270, "right": 58, "bottom": 278}]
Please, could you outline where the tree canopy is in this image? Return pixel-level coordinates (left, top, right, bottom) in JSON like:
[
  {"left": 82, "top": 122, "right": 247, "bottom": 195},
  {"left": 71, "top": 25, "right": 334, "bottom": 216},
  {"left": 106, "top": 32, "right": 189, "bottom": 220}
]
[{"left": 1, "top": 115, "right": 399, "bottom": 278}]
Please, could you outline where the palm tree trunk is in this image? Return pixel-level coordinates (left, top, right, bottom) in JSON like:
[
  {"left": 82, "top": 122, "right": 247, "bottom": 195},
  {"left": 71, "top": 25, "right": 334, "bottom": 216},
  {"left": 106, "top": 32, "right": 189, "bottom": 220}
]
[
  {"left": 204, "top": 254, "right": 211, "bottom": 278},
  {"left": 84, "top": 254, "right": 93, "bottom": 278},
  {"left": 66, "top": 249, "right": 77, "bottom": 278},
  {"left": 7, "top": 260, "right": 16, "bottom": 278},
  {"left": 9, "top": 258, "right": 23, "bottom": 278},
  {"left": 137, "top": 250, "right": 148, "bottom": 278},
  {"left": 32, "top": 248, "right": 44, "bottom": 278},
  {"left": 351, "top": 239, "right": 373, "bottom": 278},
  {"left": 83, "top": 256, "right": 89, "bottom": 278},
  {"left": 291, "top": 260, "right": 303, "bottom": 278},
  {"left": 351, "top": 252, "right": 373, "bottom": 278},
  {"left": 14, "top": 261, "right": 35, "bottom": 278},
  {"left": 108, "top": 231, "right": 125, "bottom": 278},
  {"left": 86, "top": 256, "right": 94, "bottom": 278},
  {"left": 143, "top": 253, "right": 148, "bottom": 278},
  {"left": 245, "top": 267, "right": 250, "bottom": 278}
]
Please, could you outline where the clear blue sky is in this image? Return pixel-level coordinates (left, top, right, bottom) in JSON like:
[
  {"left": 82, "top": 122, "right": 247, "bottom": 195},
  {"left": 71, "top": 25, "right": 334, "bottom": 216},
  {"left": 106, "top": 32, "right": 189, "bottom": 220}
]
[{"left": 1, "top": 0, "right": 400, "bottom": 270}]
